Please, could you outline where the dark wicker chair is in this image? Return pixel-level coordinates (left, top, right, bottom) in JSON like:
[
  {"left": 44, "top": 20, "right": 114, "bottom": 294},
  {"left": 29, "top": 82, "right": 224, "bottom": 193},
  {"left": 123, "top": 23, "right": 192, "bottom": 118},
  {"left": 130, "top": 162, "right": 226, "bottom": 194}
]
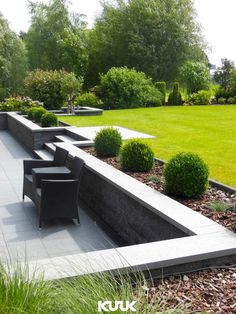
[
  {"left": 23, "top": 146, "right": 69, "bottom": 202},
  {"left": 32, "top": 156, "right": 85, "bottom": 228}
]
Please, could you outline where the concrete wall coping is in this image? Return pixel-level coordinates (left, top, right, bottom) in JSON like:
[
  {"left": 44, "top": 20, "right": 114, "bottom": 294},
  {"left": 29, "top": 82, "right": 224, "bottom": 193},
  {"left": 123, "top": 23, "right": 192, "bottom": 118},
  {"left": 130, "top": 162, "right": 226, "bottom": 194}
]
[
  {"left": 55, "top": 142, "right": 226, "bottom": 237},
  {"left": 6, "top": 112, "right": 74, "bottom": 133}
]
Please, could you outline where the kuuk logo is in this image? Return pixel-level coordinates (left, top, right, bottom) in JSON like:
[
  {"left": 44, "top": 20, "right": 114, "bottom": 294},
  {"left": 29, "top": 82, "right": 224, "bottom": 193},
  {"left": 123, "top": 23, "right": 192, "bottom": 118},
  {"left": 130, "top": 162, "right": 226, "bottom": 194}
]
[{"left": 98, "top": 300, "right": 137, "bottom": 312}]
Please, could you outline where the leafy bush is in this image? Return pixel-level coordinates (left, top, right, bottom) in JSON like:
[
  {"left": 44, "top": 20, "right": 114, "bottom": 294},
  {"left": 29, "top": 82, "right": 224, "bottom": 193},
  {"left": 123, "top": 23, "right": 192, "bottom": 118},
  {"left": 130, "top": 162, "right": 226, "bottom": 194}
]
[
  {"left": 227, "top": 97, "right": 236, "bottom": 104},
  {"left": 34, "top": 107, "right": 47, "bottom": 122},
  {"left": 168, "top": 82, "right": 182, "bottom": 106},
  {"left": 24, "top": 70, "right": 82, "bottom": 110},
  {"left": 41, "top": 112, "right": 58, "bottom": 127},
  {"left": 28, "top": 107, "right": 38, "bottom": 120},
  {"left": 215, "top": 87, "right": 231, "bottom": 101},
  {"left": 94, "top": 127, "right": 122, "bottom": 157},
  {"left": 180, "top": 61, "right": 210, "bottom": 94},
  {"left": 164, "top": 152, "right": 209, "bottom": 198},
  {"left": 99, "top": 67, "right": 163, "bottom": 109},
  {"left": 155, "top": 81, "right": 166, "bottom": 105},
  {"left": 218, "top": 97, "right": 226, "bottom": 104},
  {"left": 0, "top": 97, "right": 43, "bottom": 113},
  {"left": 75, "top": 92, "right": 102, "bottom": 108},
  {"left": 120, "top": 140, "right": 154, "bottom": 172},
  {"left": 188, "top": 90, "right": 212, "bottom": 106}
]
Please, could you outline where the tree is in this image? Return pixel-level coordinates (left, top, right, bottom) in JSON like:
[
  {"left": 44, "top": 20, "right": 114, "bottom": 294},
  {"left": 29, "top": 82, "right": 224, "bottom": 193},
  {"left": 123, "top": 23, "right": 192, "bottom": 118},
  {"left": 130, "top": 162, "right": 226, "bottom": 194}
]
[
  {"left": 214, "top": 58, "right": 235, "bottom": 90},
  {"left": 24, "top": 69, "right": 82, "bottom": 109},
  {"left": 180, "top": 61, "right": 210, "bottom": 94},
  {"left": 0, "top": 13, "right": 28, "bottom": 99},
  {"left": 85, "top": 0, "right": 207, "bottom": 87},
  {"left": 25, "top": 0, "right": 88, "bottom": 77},
  {"left": 229, "top": 69, "right": 236, "bottom": 96}
]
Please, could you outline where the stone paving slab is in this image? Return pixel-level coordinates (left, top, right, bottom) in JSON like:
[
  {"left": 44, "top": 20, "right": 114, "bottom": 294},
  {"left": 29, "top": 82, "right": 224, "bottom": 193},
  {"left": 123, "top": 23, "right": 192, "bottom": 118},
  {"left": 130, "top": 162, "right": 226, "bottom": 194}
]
[
  {"left": 0, "top": 131, "right": 117, "bottom": 263},
  {"left": 67, "top": 125, "right": 155, "bottom": 141}
]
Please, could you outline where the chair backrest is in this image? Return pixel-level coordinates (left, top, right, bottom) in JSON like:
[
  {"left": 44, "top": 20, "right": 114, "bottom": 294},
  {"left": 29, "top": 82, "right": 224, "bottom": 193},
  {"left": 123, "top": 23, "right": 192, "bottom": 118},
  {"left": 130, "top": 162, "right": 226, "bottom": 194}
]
[
  {"left": 53, "top": 146, "right": 68, "bottom": 166},
  {"left": 72, "top": 156, "right": 85, "bottom": 181}
]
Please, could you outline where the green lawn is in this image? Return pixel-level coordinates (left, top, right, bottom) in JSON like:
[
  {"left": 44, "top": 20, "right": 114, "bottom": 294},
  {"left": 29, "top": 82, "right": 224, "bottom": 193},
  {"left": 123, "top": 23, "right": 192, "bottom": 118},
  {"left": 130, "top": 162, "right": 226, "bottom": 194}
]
[{"left": 61, "top": 105, "right": 236, "bottom": 187}]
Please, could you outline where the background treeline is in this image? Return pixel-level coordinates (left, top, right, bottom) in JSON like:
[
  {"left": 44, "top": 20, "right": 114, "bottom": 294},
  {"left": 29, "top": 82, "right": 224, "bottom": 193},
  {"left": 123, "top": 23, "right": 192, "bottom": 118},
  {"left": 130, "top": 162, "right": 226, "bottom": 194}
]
[{"left": 0, "top": 0, "right": 235, "bottom": 109}]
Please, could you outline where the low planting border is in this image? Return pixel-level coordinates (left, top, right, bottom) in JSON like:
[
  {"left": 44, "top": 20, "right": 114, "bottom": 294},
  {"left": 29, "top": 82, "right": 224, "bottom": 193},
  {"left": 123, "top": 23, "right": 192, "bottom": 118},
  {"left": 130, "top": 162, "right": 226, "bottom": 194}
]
[
  {"left": 1, "top": 112, "right": 236, "bottom": 279},
  {"left": 33, "top": 142, "right": 236, "bottom": 281},
  {"left": 0, "top": 112, "right": 73, "bottom": 150}
]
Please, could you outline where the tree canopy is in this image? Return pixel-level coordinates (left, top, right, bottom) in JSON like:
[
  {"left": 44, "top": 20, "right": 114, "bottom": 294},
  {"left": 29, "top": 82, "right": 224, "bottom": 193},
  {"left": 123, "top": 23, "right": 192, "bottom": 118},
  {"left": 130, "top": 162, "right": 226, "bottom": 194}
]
[
  {"left": 85, "top": 0, "right": 207, "bottom": 87},
  {"left": 24, "top": 0, "right": 88, "bottom": 77},
  {"left": 0, "top": 13, "right": 28, "bottom": 99},
  {"left": 180, "top": 61, "right": 210, "bottom": 94}
]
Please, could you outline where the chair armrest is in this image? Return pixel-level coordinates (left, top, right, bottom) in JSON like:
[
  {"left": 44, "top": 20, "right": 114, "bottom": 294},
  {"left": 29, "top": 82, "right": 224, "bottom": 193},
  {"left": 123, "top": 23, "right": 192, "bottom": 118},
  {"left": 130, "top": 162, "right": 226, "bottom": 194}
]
[
  {"left": 23, "top": 160, "right": 55, "bottom": 174},
  {"left": 32, "top": 172, "right": 73, "bottom": 188}
]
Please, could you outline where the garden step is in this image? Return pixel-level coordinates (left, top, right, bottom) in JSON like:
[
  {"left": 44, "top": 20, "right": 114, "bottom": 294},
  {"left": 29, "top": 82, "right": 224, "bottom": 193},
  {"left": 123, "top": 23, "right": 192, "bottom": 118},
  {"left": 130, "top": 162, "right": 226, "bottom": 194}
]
[
  {"left": 44, "top": 142, "right": 56, "bottom": 154},
  {"left": 34, "top": 149, "right": 53, "bottom": 161},
  {"left": 54, "top": 135, "right": 77, "bottom": 142},
  {"left": 54, "top": 135, "right": 94, "bottom": 147}
]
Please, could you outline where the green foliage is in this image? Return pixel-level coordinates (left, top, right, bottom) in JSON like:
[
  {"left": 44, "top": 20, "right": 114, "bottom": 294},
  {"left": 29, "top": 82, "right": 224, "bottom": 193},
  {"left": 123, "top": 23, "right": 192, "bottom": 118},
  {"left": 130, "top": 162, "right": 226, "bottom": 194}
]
[
  {"left": 180, "top": 61, "right": 210, "bottom": 94},
  {"left": 155, "top": 82, "right": 166, "bottom": 105},
  {"left": 0, "top": 97, "right": 43, "bottom": 113},
  {"left": 215, "top": 87, "right": 231, "bottom": 101},
  {"left": 0, "top": 13, "right": 28, "bottom": 96},
  {"left": 41, "top": 112, "right": 58, "bottom": 127},
  {"left": 34, "top": 107, "right": 47, "bottom": 123},
  {"left": 100, "top": 67, "right": 162, "bottom": 109},
  {"left": 164, "top": 152, "right": 209, "bottom": 198},
  {"left": 120, "top": 139, "right": 154, "bottom": 172},
  {"left": 208, "top": 202, "right": 230, "bottom": 212},
  {"left": 61, "top": 72, "right": 83, "bottom": 106},
  {"left": 218, "top": 97, "right": 226, "bottom": 104},
  {"left": 94, "top": 127, "right": 122, "bottom": 157},
  {"left": 147, "top": 175, "right": 161, "bottom": 184},
  {"left": 27, "top": 107, "right": 38, "bottom": 120},
  {"left": 85, "top": 0, "right": 206, "bottom": 87},
  {"left": 74, "top": 92, "right": 102, "bottom": 108},
  {"left": 24, "top": 70, "right": 82, "bottom": 110},
  {"left": 0, "top": 261, "right": 190, "bottom": 314},
  {"left": 227, "top": 97, "right": 236, "bottom": 104},
  {"left": 214, "top": 58, "right": 235, "bottom": 90},
  {"left": 168, "top": 82, "right": 182, "bottom": 106},
  {"left": 229, "top": 69, "right": 236, "bottom": 96},
  {"left": 188, "top": 90, "right": 212, "bottom": 106},
  {"left": 24, "top": 0, "right": 88, "bottom": 77}
]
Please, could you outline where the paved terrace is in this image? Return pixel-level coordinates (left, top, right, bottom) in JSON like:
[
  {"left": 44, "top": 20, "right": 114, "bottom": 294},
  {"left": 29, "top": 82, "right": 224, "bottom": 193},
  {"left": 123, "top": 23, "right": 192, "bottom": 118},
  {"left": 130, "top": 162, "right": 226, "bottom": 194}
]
[{"left": 0, "top": 131, "right": 116, "bottom": 263}]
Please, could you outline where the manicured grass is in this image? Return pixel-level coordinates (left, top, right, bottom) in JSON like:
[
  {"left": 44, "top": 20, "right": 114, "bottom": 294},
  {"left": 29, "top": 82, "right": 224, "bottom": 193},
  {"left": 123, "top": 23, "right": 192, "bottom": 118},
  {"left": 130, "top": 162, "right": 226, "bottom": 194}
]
[{"left": 61, "top": 105, "right": 236, "bottom": 187}]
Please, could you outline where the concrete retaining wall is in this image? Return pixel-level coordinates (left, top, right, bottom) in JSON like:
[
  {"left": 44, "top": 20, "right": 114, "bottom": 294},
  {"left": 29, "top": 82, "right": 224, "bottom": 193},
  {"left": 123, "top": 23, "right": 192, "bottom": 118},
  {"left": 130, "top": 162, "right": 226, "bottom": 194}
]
[
  {"left": 6, "top": 112, "right": 68, "bottom": 151},
  {"left": 0, "top": 113, "right": 8, "bottom": 130},
  {"left": 79, "top": 166, "right": 187, "bottom": 245}
]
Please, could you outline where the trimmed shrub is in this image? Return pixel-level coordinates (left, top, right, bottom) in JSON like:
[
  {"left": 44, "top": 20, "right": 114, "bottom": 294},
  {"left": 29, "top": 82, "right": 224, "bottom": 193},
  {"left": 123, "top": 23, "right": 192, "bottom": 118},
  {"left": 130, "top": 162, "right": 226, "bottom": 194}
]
[
  {"left": 168, "top": 82, "right": 182, "bottom": 106},
  {"left": 155, "top": 81, "right": 166, "bottom": 105},
  {"left": 164, "top": 152, "right": 209, "bottom": 198},
  {"left": 34, "top": 107, "right": 47, "bottom": 122},
  {"left": 28, "top": 107, "right": 38, "bottom": 120},
  {"left": 120, "top": 140, "right": 154, "bottom": 172},
  {"left": 99, "top": 67, "right": 163, "bottom": 109},
  {"left": 75, "top": 92, "right": 102, "bottom": 108},
  {"left": 218, "top": 97, "right": 226, "bottom": 104},
  {"left": 24, "top": 70, "right": 82, "bottom": 110},
  {"left": 188, "top": 90, "right": 212, "bottom": 106},
  {"left": 94, "top": 127, "right": 122, "bottom": 157},
  {"left": 227, "top": 97, "right": 236, "bottom": 104},
  {"left": 41, "top": 112, "right": 58, "bottom": 127}
]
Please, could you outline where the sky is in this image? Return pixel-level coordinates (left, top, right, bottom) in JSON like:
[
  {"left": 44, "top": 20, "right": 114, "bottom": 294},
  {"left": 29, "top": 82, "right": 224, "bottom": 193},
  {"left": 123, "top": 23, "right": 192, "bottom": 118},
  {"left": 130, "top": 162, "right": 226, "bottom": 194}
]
[{"left": 0, "top": 0, "right": 235, "bottom": 67}]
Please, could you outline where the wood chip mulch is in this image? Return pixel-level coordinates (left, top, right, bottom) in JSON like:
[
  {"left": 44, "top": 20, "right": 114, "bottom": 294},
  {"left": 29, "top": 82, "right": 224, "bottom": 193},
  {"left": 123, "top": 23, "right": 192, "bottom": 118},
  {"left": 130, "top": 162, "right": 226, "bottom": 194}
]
[{"left": 84, "top": 147, "right": 236, "bottom": 313}]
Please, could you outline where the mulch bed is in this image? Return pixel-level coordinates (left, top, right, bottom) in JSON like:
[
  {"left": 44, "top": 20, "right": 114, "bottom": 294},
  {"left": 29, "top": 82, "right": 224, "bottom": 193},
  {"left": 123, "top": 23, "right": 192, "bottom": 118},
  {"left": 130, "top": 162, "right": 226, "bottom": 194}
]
[{"left": 84, "top": 147, "right": 236, "bottom": 313}]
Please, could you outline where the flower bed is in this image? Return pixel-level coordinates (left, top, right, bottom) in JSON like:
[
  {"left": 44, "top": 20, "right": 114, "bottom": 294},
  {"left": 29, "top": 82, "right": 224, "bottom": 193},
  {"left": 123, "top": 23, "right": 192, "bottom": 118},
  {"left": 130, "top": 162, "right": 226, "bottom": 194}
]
[{"left": 84, "top": 147, "right": 236, "bottom": 232}]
